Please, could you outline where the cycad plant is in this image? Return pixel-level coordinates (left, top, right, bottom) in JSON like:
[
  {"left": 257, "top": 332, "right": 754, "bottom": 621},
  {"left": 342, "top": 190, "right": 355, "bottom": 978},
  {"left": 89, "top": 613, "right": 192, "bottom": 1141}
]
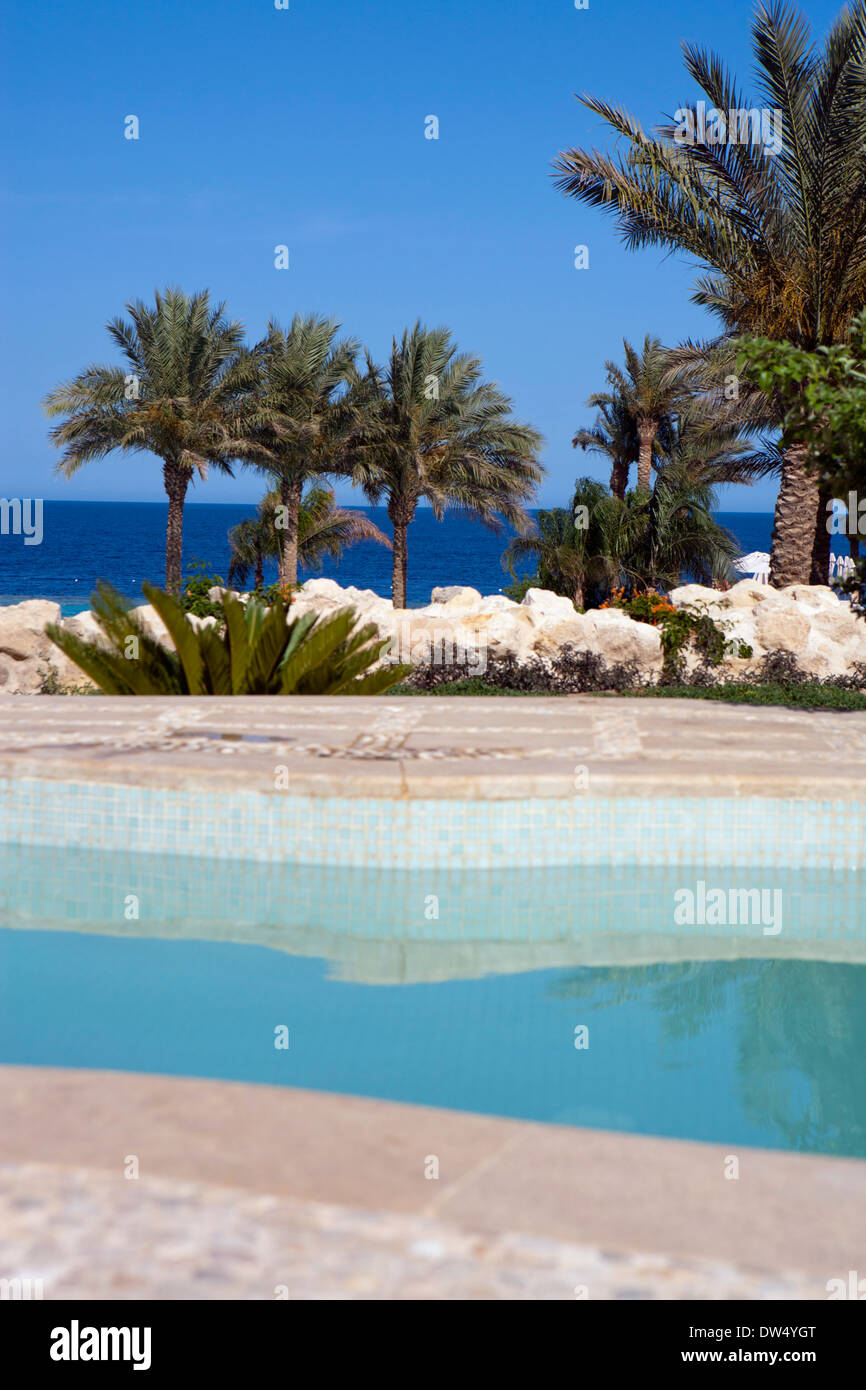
[
  {"left": 46, "top": 582, "right": 409, "bottom": 695},
  {"left": 347, "top": 323, "right": 543, "bottom": 607},
  {"left": 227, "top": 486, "right": 389, "bottom": 590},
  {"left": 44, "top": 288, "right": 253, "bottom": 592},
  {"left": 243, "top": 315, "right": 360, "bottom": 587},
  {"left": 554, "top": 1, "right": 866, "bottom": 584}
]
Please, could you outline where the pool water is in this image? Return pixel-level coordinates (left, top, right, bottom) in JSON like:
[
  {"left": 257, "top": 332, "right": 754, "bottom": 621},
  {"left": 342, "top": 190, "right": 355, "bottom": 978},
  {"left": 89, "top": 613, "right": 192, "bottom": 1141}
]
[{"left": 1, "top": 844, "right": 865, "bottom": 1158}]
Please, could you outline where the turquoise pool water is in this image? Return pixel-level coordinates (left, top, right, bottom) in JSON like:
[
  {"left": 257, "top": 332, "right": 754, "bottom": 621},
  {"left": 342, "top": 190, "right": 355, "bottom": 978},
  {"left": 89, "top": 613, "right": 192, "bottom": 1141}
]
[{"left": 1, "top": 843, "right": 864, "bottom": 1157}]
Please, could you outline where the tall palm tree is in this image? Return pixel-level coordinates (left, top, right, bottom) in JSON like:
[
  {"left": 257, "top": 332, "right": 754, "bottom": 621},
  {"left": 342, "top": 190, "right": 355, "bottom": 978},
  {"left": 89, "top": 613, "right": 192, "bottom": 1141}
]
[
  {"left": 553, "top": 1, "right": 866, "bottom": 585},
  {"left": 227, "top": 485, "right": 390, "bottom": 589},
  {"left": 244, "top": 315, "right": 360, "bottom": 587},
  {"left": 587, "top": 336, "right": 685, "bottom": 491},
  {"left": 44, "top": 287, "right": 251, "bottom": 591},
  {"left": 573, "top": 397, "right": 637, "bottom": 499},
  {"left": 347, "top": 323, "right": 543, "bottom": 607}
]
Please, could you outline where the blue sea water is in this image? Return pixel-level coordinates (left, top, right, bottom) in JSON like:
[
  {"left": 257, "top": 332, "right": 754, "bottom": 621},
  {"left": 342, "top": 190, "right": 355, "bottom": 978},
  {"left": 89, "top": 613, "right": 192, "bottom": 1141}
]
[{"left": 0, "top": 501, "right": 853, "bottom": 616}]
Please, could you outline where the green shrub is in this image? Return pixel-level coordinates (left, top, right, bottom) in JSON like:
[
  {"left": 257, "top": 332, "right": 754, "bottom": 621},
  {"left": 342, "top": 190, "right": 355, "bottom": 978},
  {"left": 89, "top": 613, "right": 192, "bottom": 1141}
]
[
  {"left": 46, "top": 581, "right": 411, "bottom": 695},
  {"left": 179, "top": 558, "right": 225, "bottom": 619}
]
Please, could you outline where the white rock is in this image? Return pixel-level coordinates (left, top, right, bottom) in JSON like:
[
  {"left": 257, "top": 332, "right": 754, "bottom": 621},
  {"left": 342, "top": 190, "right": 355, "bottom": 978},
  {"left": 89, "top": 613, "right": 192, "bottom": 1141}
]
[
  {"left": 130, "top": 603, "right": 174, "bottom": 648},
  {"left": 477, "top": 595, "right": 519, "bottom": 611},
  {"left": 61, "top": 609, "right": 105, "bottom": 644},
  {"left": 780, "top": 584, "right": 841, "bottom": 609},
  {"left": 520, "top": 588, "right": 578, "bottom": 617},
  {"left": 0, "top": 599, "right": 97, "bottom": 693},
  {"left": 430, "top": 585, "right": 482, "bottom": 607},
  {"left": 579, "top": 609, "right": 665, "bottom": 674},
  {"left": 753, "top": 605, "right": 810, "bottom": 653},
  {"left": 0, "top": 599, "right": 61, "bottom": 660},
  {"left": 725, "top": 579, "right": 781, "bottom": 608},
  {"left": 300, "top": 578, "right": 346, "bottom": 601},
  {"left": 668, "top": 583, "right": 725, "bottom": 611},
  {"left": 0, "top": 653, "right": 44, "bottom": 694}
]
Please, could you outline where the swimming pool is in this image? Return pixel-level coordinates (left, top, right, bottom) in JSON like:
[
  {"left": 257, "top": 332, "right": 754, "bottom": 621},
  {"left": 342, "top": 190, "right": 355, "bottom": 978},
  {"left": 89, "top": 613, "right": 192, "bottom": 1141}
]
[{"left": 2, "top": 839, "right": 864, "bottom": 1159}]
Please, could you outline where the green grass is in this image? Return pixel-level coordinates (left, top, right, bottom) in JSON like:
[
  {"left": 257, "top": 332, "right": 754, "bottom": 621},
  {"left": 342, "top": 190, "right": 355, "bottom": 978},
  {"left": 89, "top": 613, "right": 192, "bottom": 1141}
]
[
  {"left": 392, "top": 677, "right": 866, "bottom": 708},
  {"left": 623, "top": 682, "right": 866, "bottom": 710},
  {"left": 390, "top": 678, "right": 556, "bottom": 697}
]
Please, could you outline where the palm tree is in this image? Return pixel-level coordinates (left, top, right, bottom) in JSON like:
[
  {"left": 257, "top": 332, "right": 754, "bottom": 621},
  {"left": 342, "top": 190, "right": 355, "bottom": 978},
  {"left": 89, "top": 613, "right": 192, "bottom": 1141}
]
[
  {"left": 244, "top": 314, "right": 360, "bottom": 588},
  {"left": 573, "top": 398, "right": 637, "bottom": 499},
  {"left": 227, "top": 516, "right": 270, "bottom": 592},
  {"left": 44, "top": 287, "right": 252, "bottom": 592},
  {"left": 553, "top": 1, "right": 866, "bottom": 585},
  {"left": 503, "top": 479, "right": 623, "bottom": 607},
  {"left": 227, "top": 485, "right": 390, "bottom": 589},
  {"left": 632, "top": 462, "right": 739, "bottom": 591},
  {"left": 586, "top": 336, "right": 685, "bottom": 491},
  {"left": 347, "top": 323, "right": 543, "bottom": 607},
  {"left": 505, "top": 469, "right": 737, "bottom": 604}
]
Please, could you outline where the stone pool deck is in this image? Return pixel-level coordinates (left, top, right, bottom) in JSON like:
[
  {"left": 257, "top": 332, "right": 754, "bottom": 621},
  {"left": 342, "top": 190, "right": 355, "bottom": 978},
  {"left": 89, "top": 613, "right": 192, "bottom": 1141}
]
[
  {"left": 1, "top": 694, "right": 864, "bottom": 1299},
  {"left": 0, "top": 693, "right": 865, "bottom": 800},
  {"left": 1, "top": 1067, "right": 861, "bottom": 1300}
]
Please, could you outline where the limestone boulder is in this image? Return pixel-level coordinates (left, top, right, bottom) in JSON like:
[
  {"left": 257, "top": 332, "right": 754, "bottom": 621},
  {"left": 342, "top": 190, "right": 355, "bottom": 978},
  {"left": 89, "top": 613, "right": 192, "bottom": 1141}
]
[
  {"left": 130, "top": 603, "right": 174, "bottom": 648},
  {"left": 753, "top": 604, "right": 811, "bottom": 654},
  {"left": 521, "top": 588, "right": 578, "bottom": 618},
  {"left": 0, "top": 599, "right": 61, "bottom": 661},
  {"left": 476, "top": 595, "right": 519, "bottom": 612},
  {"left": 0, "top": 653, "right": 44, "bottom": 694},
  {"left": 668, "top": 583, "right": 726, "bottom": 614},
  {"left": 430, "top": 585, "right": 482, "bottom": 607},
  {"left": 0, "top": 600, "right": 98, "bottom": 693},
  {"left": 723, "top": 579, "right": 781, "bottom": 609},
  {"left": 577, "top": 609, "right": 664, "bottom": 676}
]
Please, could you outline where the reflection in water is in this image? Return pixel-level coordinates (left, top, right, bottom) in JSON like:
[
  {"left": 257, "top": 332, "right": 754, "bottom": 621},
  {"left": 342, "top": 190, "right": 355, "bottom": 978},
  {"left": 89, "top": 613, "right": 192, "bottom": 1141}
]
[
  {"left": 0, "top": 843, "right": 864, "bottom": 1157},
  {"left": 550, "top": 959, "right": 866, "bottom": 1155}
]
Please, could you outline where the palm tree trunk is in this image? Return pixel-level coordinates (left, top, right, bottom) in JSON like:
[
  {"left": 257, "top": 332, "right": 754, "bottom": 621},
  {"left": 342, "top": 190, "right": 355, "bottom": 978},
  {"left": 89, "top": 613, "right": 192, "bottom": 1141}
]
[
  {"left": 388, "top": 496, "right": 414, "bottom": 608},
  {"left": 769, "top": 445, "right": 820, "bottom": 587},
  {"left": 610, "top": 459, "right": 629, "bottom": 500},
  {"left": 810, "top": 485, "right": 833, "bottom": 585},
  {"left": 280, "top": 475, "right": 304, "bottom": 589},
  {"left": 255, "top": 549, "right": 264, "bottom": 591},
  {"left": 163, "top": 461, "right": 189, "bottom": 594},
  {"left": 277, "top": 479, "right": 289, "bottom": 586},
  {"left": 636, "top": 421, "right": 657, "bottom": 492},
  {"left": 391, "top": 521, "right": 408, "bottom": 608},
  {"left": 279, "top": 475, "right": 304, "bottom": 588}
]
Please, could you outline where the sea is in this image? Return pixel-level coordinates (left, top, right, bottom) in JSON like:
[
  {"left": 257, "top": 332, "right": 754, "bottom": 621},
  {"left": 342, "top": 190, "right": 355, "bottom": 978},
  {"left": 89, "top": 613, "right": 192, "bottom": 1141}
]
[{"left": 0, "top": 501, "right": 854, "bottom": 616}]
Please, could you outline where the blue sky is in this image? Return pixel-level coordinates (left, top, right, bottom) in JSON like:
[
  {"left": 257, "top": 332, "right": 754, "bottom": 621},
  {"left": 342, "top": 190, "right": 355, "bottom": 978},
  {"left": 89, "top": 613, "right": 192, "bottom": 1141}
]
[{"left": 0, "top": 0, "right": 842, "bottom": 509}]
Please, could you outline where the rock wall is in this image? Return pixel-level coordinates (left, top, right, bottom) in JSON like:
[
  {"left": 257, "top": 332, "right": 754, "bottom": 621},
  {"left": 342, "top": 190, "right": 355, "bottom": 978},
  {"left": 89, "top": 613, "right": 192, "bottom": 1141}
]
[{"left": 1, "top": 577, "right": 864, "bottom": 694}]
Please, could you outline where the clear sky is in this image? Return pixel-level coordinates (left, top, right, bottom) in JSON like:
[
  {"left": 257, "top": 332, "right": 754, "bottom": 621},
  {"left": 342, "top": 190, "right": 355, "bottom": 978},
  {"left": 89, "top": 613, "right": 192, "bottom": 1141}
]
[{"left": 0, "top": 0, "right": 843, "bottom": 509}]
